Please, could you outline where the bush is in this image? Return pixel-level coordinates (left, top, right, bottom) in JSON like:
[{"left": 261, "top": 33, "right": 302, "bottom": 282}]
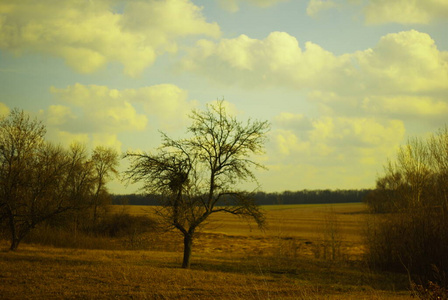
[
  {"left": 365, "top": 127, "right": 448, "bottom": 287},
  {"left": 87, "top": 212, "right": 157, "bottom": 238},
  {"left": 365, "top": 210, "right": 448, "bottom": 280},
  {"left": 20, "top": 209, "right": 158, "bottom": 250},
  {"left": 411, "top": 280, "right": 448, "bottom": 300}
]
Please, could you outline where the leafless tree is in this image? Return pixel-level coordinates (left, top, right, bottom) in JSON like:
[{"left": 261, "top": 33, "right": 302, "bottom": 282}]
[
  {"left": 125, "top": 100, "right": 270, "bottom": 268},
  {"left": 91, "top": 146, "right": 119, "bottom": 224},
  {"left": 0, "top": 109, "right": 117, "bottom": 250}
]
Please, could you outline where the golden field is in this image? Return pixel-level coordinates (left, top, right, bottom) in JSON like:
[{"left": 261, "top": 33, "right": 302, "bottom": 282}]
[{"left": 0, "top": 203, "right": 412, "bottom": 299}]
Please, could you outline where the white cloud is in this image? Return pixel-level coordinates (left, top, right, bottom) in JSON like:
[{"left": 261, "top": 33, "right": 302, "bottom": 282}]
[
  {"left": 303, "top": 0, "right": 448, "bottom": 25},
  {"left": 265, "top": 115, "right": 406, "bottom": 190},
  {"left": 362, "top": 96, "right": 448, "bottom": 117},
  {"left": 355, "top": 30, "right": 448, "bottom": 93},
  {"left": 0, "top": 0, "right": 220, "bottom": 77},
  {"left": 182, "top": 30, "right": 448, "bottom": 127},
  {"left": 218, "top": 0, "right": 289, "bottom": 12},
  {"left": 271, "top": 114, "right": 405, "bottom": 163},
  {"left": 307, "top": 0, "right": 337, "bottom": 17},
  {"left": 184, "top": 30, "right": 448, "bottom": 93},
  {"left": 122, "top": 84, "right": 198, "bottom": 130},
  {"left": 42, "top": 83, "right": 197, "bottom": 150},
  {"left": 43, "top": 105, "right": 75, "bottom": 127},
  {"left": 50, "top": 84, "right": 148, "bottom": 133},
  {"left": 364, "top": 0, "right": 448, "bottom": 25},
  {"left": 182, "top": 31, "right": 349, "bottom": 88}
]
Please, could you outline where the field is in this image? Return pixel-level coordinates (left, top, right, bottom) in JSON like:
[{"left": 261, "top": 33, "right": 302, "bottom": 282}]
[{"left": 0, "top": 203, "right": 412, "bottom": 299}]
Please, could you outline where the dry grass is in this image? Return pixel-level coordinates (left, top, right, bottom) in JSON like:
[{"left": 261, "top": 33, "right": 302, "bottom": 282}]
[
  {"left": 0, "top": 203, "right": 412, "bottom": 299},
  {"left": 119, "top": 203, "right": 369, "bottom": 259},
  {"left": 0, "top": 242, "right": 410, "bottom": 299},
  {"left": 119, "top": 203, "right": 368, "bottom": 239}
]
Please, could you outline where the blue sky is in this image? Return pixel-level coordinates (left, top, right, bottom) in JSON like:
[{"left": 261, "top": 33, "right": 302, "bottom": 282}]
[{"left": 1, "top": 0, "right": 447, "bottom": 194}]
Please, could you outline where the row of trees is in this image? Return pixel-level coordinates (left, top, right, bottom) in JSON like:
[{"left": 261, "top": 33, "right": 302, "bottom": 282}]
[
  {"left": 365, "top": 127, "right": 448, "bottom": 285},
  {"left": 0, "top": 109, "right": 119, "bottom": 250},
  {"left": 113, "top": 189, "right": 370, "bottom": 206}
]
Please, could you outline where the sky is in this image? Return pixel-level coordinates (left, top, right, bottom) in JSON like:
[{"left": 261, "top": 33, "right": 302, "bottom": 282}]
[{"left": 0, "top": 0, "right": 447, "bottom": 194}]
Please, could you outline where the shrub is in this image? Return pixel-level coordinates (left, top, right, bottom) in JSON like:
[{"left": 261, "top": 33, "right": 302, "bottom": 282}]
[
  {"left": 365, "top": 127, "right": 448, "bottom": 287},
  {"left": 87, "top": 212, "right": 157, "bottom": 238},
  {"left": 20, "top": 209, "right": 158, "bottom": 250}
]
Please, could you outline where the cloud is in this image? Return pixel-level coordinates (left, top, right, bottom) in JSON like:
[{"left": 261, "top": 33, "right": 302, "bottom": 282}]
[
  {"left": 306, "top": 0, "right": 448, "bottom": 25},
  {"left": 307, "top": 0, "right": 337, "bottom": 17},
  {"left": 184, "top": 30, "right": 448, "bottom": 93},
  {"left": 182, "top": 31, "right": 349, "bottom": 88},
  {"left": 43, "top": 105, "right": 77, "bottom": 127},
  {"left": 364, "top": 0, "right": 448, "bottom": 25},
  {"left": 362, "top": 96, "right": 448, "bottom": 118},
  {"left": 41, "top": 83, "right": 197, "bottom": 150},
  {"left": 49, "top": 84, "right": 148, "bottom": 133},
  {"left": 121, "top": 84, "right": 198, "bottom": 130},
  {"left": 264, "top": 114, "right": 406, "bottom": 190},
  {"left": 218, "top": 0, "right": 289, "bottom": 12},
  {"left": 355, "top": 30, "right": 448, "bottom": 93},
  {"left": 0, "top": 0, "right": 220, "bottom": 77},
  {"left": 272, "top": 115, "right": 405, "bottom": 161},
  {"left": 274, "top": 113, "right": 313, "bottom": 132},
  {"left": 182, "top": 30, "right": 448, "bottom": 127}
]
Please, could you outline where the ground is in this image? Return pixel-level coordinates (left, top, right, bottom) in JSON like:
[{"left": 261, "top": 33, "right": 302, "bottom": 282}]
[{"left": 0, "top": 203, "right": 413, "bottom": 299}]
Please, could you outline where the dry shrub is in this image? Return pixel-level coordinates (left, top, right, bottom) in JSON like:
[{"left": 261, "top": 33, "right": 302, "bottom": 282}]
[
  {"left": 312, "top": 209, "right": 346, "bottom": 261},
  {"left": 23, "top": 226, "right": 117, "bottom": 249},
  {"left": 89, "top": 212, "right": 157, "bottom": 238},
  {"left": 365, "top": 127, "right": 448, "bottom": 288},
  {"left": 365, "top": 209, "right": 448, "bottom": 286},
  {"left": 272, "top": 236, "right": 300, "bottom": 259},
  {"left": 411, "top": 280, "right": 448, "bottom": 300},
  {"left": 22, "top": 209, "right": 159, "bottom": 250}
]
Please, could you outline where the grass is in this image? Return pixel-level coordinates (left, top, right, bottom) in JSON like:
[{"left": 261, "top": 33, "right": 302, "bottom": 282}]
[
  {"left": 0, "top": 203, "right": 413, "bottom": 299},
  {"left": 0, "top": 242, "right": 410, "bottom": 299}
]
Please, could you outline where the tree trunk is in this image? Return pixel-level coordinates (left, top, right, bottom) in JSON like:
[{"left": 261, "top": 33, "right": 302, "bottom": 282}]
[
  {"left": 10, "top": 237, "right": 20, "bottom": 251},
  {"left": 93, "top": 201, "right": 98, "bottom": 225},
  {"left": 182, "top": 233, "right": 193, "bottom": 268},
  {"left": 7, "top": 209, "right": 20, "bottom": 251}
]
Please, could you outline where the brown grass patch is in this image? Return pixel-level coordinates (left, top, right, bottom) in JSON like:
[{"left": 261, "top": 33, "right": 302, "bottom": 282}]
[
  {"left": 0, "top": 241, "right": 410, "bottom": 299},
  {"left": 0, "top": 203, "right": 412, "bottom": 299}
]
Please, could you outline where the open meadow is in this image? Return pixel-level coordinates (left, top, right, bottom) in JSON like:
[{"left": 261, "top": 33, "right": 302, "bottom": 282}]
[{"left": 0, "top": 203, "right": 412, "bottom": 299}]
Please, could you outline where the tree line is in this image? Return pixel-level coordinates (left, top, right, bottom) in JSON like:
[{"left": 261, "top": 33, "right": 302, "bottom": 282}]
[{"left": 113, "top": 189, "right": 370, "bottom": 206}]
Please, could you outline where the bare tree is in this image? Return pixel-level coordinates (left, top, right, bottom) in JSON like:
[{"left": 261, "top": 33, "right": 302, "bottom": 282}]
[
  {"left": 0, "top": 109, "right": 110, "bottom": 250},
  {"left": 91, "top": 146, "right": 119, "bottom": 224},
  {"left": 0, "top": 109, "right": 47, "bottom": 249},
  {"left": 125, "top": 100, "right": 270, "bottom": 268}
]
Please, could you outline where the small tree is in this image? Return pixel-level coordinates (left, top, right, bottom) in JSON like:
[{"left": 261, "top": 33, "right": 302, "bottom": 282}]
[
  {"left": 91, "top": 146, "right": 119, "bottom": 224},
  {"left": 125, "top": 100, "right": 269, "bottom": 268}
]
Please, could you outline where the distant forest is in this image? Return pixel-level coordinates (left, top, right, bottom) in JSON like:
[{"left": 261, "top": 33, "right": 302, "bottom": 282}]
[{"left": 112, "top": 189, "right": 371, "bottom": 206}]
